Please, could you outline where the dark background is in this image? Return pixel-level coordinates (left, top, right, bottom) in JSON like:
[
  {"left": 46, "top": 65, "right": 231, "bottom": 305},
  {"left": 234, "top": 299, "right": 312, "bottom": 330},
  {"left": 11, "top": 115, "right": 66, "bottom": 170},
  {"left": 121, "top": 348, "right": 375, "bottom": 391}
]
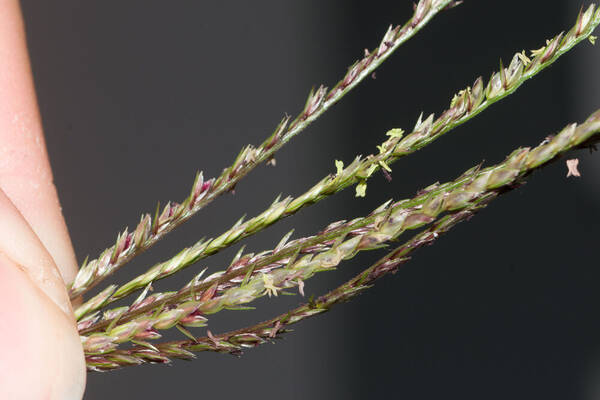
[{"left": 19, "top": 1, "right": 600, "bottom": 399}]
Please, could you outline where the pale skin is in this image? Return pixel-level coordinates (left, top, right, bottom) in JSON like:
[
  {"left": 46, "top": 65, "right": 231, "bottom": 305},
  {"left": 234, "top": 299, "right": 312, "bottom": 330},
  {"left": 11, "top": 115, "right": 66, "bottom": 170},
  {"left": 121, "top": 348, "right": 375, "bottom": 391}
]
[{"left": 0, "top": 1, "right": 86, "bottom": 399}]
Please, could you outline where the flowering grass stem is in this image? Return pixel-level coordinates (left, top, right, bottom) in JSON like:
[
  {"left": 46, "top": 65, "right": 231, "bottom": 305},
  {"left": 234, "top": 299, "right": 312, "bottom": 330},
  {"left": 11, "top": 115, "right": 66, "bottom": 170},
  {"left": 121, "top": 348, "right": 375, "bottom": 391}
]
[
  {"left": 69, "top": 0, "right": 459, "bottom": 300},
  {"left": 74, "top": 4, "right": 600, "bottom": 322},
  {"left": 80, "top": 108, "right": 600, "bottom": 361}
]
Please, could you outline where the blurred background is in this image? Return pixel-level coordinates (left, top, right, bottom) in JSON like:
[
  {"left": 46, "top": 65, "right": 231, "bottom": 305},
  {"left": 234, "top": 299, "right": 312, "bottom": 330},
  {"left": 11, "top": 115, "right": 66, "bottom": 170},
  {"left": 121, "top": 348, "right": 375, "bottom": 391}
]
[{"left": 19, "top": 1, "right": 600, "bottom": 399}]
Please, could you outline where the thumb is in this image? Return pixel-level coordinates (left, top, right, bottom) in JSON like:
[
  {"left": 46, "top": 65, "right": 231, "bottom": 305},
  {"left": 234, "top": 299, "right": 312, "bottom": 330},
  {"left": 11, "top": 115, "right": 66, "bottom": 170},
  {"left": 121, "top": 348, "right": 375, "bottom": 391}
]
[{"left": 0, "top": 189, "right": 85, "bottom": 400}]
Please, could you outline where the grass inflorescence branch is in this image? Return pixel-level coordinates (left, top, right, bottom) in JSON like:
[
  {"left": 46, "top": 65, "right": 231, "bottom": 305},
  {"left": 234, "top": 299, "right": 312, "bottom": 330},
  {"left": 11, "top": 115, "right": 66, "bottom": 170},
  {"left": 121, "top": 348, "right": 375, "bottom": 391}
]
[
  {"left": 69, "top": 0, "right": 460, "bottom": 300},
  {"left": 80, "top": 108, "right": 600, "bottom": 360},
  {"left": 85, "top": 207, "right": 483, "bottom": 371},
  {"left": 74, "top": 4, "right": 600, "bottom": 322}
]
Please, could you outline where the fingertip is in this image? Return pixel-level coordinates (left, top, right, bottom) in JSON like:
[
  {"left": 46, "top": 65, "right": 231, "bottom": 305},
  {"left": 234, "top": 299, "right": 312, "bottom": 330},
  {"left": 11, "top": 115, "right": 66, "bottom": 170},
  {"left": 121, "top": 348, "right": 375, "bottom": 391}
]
[
  {"left": 0, "top": 176, "right": 79, "bottom": 283},
  {"left": 0, "top": 188, "right": 73, "bottom": 317}
]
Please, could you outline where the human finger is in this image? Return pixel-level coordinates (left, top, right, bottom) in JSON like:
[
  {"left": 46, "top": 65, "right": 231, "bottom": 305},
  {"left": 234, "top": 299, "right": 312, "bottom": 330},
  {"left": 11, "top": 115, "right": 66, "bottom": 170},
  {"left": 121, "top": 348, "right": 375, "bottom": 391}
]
[
  {"left": 0, "top": 189, "right": 86, "bottom": 399},
  {"left": 0, "top": 0, "right": 78, "bottom": 284}
]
